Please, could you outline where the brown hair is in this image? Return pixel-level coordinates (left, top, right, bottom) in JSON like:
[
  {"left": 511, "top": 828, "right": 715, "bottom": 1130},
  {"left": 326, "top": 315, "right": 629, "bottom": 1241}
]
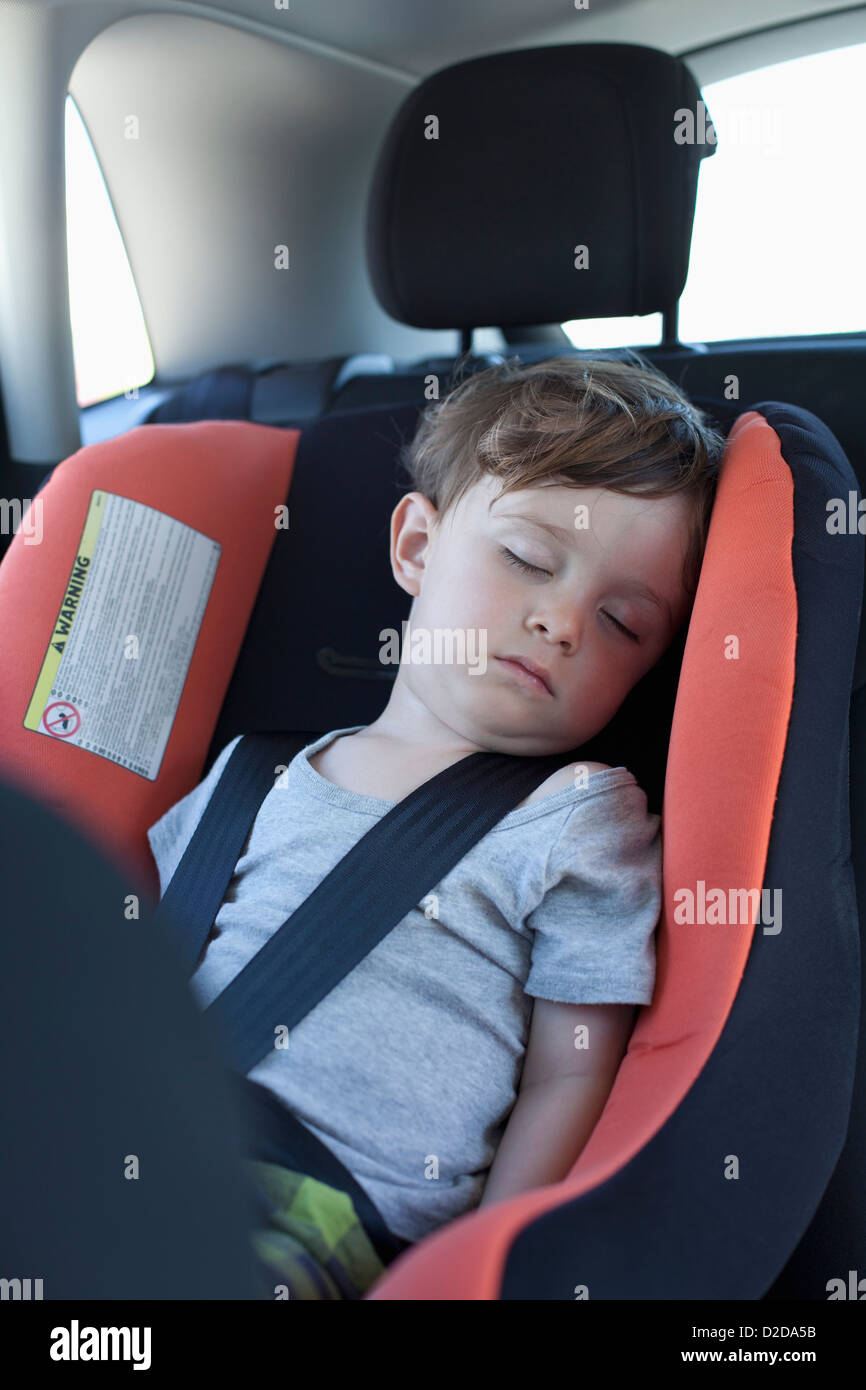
[{"left": 400, "top": 350, "right": 726, "bottom": 604}]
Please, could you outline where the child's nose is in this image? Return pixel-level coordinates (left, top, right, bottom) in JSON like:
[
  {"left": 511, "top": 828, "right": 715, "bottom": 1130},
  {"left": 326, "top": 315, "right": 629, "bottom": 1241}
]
[{"left": 530, "top": 604, "right": 583, "bottom": 654}]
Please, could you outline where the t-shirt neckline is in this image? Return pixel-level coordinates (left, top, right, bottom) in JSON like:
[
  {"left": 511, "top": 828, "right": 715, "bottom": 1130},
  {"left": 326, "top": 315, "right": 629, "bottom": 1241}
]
[{"left": 290, "top": 725, "right": 636, "bottom": 828}]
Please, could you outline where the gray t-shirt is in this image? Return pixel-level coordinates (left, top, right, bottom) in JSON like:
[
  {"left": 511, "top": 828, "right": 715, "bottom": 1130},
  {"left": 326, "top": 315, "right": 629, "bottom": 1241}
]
[{"left": 146, "top": 724, "right": 662, "bottom": 1243}]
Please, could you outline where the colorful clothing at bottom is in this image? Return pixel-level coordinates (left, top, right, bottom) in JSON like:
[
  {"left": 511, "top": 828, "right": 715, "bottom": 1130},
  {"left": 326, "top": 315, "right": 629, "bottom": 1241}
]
[{"left": 245, "top": 1158, "right": 389, "bottom": 1300}]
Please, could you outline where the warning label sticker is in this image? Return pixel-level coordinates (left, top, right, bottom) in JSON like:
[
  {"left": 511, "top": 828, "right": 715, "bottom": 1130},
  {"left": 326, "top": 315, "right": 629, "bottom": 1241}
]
[{"left": 23, "top": 490, "right": 221, "bottom": 780}]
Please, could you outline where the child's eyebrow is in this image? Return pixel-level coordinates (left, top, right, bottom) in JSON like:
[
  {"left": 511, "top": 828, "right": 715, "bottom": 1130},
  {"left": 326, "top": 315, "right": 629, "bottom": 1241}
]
[{"left": 495, "top": 510, "right": 674, "bottom": 630}]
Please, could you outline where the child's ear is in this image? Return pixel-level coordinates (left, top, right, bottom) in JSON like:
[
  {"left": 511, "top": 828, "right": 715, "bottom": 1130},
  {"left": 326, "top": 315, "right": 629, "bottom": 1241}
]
[{"left": 390, "top": 492, "right": 439, "bottom": 597}]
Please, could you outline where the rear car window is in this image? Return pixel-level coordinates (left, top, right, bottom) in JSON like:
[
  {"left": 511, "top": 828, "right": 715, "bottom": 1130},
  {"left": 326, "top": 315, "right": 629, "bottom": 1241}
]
[
  {"left": 66, "top": 95, "right": 155, "bottom": 408},
  {"left": 563, "top": 40, "right": 866, "bottom": 349}
]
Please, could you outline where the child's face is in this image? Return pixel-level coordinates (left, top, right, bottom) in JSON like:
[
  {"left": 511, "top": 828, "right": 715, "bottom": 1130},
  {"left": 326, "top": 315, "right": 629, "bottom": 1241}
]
[{"left": 389, "top": 474, "right": 695, "bottom": 756}]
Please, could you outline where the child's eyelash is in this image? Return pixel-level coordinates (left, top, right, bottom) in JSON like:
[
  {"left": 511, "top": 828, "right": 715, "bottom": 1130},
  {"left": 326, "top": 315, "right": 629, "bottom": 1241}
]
[
  {"left": 498, "top": 546, "right": 640, "bottom": 644},
  {"left": 500, "top": 545, "right": 547, "bottom": 577},
  {"left": 604, "top": 612, "right": 640, "bottom": 643}
]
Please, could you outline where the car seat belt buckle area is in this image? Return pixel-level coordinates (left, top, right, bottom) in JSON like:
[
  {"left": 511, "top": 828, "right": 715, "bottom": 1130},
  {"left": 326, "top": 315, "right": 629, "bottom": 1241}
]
[{"left": 230, "top": 1072, "right": 411, "bottom": 1267}]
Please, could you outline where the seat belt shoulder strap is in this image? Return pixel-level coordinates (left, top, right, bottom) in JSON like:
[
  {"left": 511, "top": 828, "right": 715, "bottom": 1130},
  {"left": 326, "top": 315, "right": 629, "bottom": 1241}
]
[{"left": 154, "top": 732, "right": 311, "bottom": 973}]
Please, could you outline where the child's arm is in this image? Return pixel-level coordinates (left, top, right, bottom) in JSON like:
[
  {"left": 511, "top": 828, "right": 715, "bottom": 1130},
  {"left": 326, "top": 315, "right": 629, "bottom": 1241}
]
[{"left": 479, "top": 999, "right": 637, "bottom": 1207}]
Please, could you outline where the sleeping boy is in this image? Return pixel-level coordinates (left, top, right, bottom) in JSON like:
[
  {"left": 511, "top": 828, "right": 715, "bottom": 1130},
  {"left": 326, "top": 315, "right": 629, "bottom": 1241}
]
[{"left": 147, "top": 352, "right": 725, "bottom": 1280}]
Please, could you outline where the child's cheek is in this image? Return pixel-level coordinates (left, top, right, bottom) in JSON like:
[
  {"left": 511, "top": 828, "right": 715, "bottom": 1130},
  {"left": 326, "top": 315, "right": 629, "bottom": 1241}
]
[
  {"left": 462, "top": 548, "right": 512, "bottom": 627},
  {"left": 426, "top": 543, "right": 515, "bottom": 647}
]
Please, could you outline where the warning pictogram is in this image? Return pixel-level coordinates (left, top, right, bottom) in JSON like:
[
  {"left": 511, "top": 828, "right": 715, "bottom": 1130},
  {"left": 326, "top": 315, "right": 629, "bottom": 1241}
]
[{"left": 42, "top": 700, "right": 81, "bottom": 739}]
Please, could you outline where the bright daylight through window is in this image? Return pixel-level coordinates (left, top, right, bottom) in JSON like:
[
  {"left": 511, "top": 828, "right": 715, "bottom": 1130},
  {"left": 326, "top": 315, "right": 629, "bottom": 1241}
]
[
  {"left": 562, "top": 40, "right": 866, "bottom": 350},
  {"left": 65, "top": 95, "right": 154, "bottom": 408}
]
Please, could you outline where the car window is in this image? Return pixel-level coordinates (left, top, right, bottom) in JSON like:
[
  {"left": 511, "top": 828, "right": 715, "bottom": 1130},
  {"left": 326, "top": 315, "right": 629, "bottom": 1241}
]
[
  {"left": 563, "top": 40, "right": 866, "bottom": 349},
  {"left": 65, "top": 95, "right": 154, "bottom": 408}
]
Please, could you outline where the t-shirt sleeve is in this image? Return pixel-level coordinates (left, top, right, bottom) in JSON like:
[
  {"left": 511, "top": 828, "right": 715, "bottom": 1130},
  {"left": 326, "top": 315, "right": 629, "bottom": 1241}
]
[
  {"left": 524, "top": 778, "right": 662, "bottom": 1006},
  {"left": 146, "top": 735, "right": 244, "bottom": 898}
]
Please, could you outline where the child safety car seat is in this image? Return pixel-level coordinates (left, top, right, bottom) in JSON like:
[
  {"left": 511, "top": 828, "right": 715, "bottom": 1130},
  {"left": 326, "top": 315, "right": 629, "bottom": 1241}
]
[
  {"left": 0, "top": 394, "right": 861, "bottom": 1299},
  {"left": 0, "top": 42, "right": 862, "bottom": 1300}
]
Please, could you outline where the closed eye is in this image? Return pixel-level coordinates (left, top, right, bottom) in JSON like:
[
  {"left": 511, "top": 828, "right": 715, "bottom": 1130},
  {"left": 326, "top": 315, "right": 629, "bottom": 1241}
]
[
  {"left": 499, "top": 546, "right": 641, "bottom": 644},
  {"left": 603, "top": 611, "right": 640, "bottom": 643},
  {"left": 500, "top": 545, "right": 549, "bottom": 577}
]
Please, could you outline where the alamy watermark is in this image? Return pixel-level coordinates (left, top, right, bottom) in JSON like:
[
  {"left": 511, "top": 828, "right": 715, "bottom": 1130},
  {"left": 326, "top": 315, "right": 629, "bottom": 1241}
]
[
  {"left": 674, "top": 881, "right": 781, "bottom": 934},
  {"left": 379, "top": 622, "right": 487, "bottom": 674},
  {"left": 0, "top": 497, "right": 42, "bottom": 545},
  {"left": 1, "top": 1275, "right": 43, "bottom": 1299},
  {"left": 674, "top": 99, "right": 784, "bottom": 158}
]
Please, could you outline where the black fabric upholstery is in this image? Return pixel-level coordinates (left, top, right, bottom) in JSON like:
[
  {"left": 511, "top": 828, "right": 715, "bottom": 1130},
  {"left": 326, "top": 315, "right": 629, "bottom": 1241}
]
[
  {"left": 206, "top": 402, "right": 423, "bottom": 770},
  {"left": 365, "top": 43, "right": 715, "bottom": 330},
  {"left": 146, "top": 364, "right": 256, "bottom": 424}
]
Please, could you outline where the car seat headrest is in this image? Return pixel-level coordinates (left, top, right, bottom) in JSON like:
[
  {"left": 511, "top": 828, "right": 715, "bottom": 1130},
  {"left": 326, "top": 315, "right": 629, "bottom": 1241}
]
[{"left": 366, "top": 42, "right": 716, "bottom": 330}]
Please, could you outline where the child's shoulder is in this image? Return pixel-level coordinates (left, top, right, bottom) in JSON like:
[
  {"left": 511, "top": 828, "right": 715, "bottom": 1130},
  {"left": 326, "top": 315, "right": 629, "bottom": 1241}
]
[{"left": 515, "top": 760, "right": 613, "bottom": 810}]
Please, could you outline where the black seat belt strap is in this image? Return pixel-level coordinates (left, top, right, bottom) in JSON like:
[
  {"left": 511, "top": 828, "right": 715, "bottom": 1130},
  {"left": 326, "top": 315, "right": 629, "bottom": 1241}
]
[
  {"left": 201, "top": 739, "right": 569, "bottom": 1076},
  {"left": 154, "top": 731, "right": 312, "bottom": 975}
]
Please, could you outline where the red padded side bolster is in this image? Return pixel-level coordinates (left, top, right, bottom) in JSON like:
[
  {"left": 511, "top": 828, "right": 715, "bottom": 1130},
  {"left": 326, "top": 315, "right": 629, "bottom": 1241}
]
[{"left": 0, "top": 420, "right": 299, "bottom": 899}]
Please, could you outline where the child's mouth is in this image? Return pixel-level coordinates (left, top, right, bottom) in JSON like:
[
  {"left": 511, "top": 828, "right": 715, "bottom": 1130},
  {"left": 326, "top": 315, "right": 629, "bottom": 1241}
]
[{"left": 494, "top": 657, "right": 554, "bottom": 697}]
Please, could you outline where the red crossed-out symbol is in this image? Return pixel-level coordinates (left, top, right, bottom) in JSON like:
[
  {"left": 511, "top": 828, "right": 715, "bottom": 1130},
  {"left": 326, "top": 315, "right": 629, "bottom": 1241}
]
[{"left": 42, "top": 700, "right": 81, "bottom": 738}]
